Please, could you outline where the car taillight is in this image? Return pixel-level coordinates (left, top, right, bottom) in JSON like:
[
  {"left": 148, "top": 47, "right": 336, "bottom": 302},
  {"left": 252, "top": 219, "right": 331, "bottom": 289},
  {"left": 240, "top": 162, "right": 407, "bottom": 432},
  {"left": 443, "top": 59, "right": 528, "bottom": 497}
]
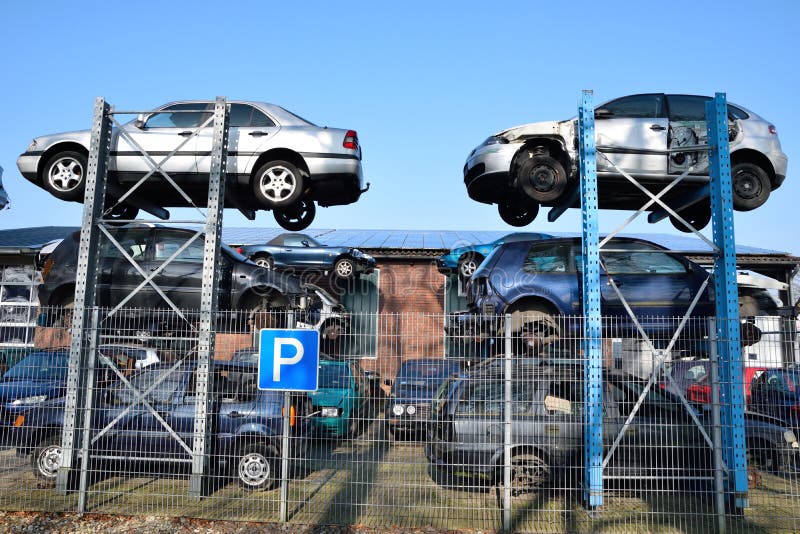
[
  {"left": 42, "top": 258, "right": 54, "bottom": 278},
  {"left": 791, "top": 405, "right": 800, "bottom": 414},
  {"left": 236, "top": 247, "right": 243, "bottom": 254},
  {"left": 343, "top": 130, "right": 359, "bottom": 150},
  {"left": 687, "top": 384, "right": 711, "bottom": 404},
  {"left": 768, "top": 125, "right": 777, "bottom": 135}
]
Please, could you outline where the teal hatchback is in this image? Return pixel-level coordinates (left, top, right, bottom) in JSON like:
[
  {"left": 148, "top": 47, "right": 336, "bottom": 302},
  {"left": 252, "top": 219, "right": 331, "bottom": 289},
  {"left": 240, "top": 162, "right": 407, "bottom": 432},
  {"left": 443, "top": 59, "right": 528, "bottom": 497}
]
[{"left": 309, "top": 360, "right": 367, "bottom": 438}]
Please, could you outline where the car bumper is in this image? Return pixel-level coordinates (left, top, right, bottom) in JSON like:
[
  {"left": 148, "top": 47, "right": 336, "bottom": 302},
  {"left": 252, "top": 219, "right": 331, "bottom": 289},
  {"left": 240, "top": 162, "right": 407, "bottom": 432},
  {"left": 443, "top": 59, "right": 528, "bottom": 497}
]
[
  {"left": 306, "top": 155, "right": 366, "bottom": 206},
  {"left": 436, "top": 257, "right": 457, "bottom": 275},
  {"left": 445, "top": 310, "right": 499, "bottom": 338},
  {"left": 16, "top": 152, "right": 41, "bottom": 182},
  {"left": 312, "top": 415, "right": 347, "bottom": 437},
  {"left": 463, "top": 144, "right": 518, "bottom": 204}
]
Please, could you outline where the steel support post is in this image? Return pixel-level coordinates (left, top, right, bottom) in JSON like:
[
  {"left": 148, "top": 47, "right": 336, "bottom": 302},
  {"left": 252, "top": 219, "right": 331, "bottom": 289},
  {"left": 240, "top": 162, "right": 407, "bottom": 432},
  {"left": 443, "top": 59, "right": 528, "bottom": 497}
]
[
  {"left": 578, "top": 90, "right": 603, "bottom": 508},
  {"left": 706, "top": 93, "right": 748, "bottom": 509},
  {"left": 57, "top": 97, "right": 112, "bottom": 494},
  {"left": 189, "top": 97, "right": 229, "bottom": 498}
]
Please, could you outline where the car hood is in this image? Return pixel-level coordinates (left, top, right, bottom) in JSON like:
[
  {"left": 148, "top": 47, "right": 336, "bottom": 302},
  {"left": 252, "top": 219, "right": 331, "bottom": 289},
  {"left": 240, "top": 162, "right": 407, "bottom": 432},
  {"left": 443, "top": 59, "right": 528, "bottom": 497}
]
[
  {"left": 448, "top": 244, "right": 495, "bottom": 258},
  {"left": 308, "top": 388, "right": 350, "bottom": 408},
  {"left": 495, "top": 120, "right": 568, "bottom": 142},
  {"left": 0, "top": 379, "right": 64, "bottom": 404}
]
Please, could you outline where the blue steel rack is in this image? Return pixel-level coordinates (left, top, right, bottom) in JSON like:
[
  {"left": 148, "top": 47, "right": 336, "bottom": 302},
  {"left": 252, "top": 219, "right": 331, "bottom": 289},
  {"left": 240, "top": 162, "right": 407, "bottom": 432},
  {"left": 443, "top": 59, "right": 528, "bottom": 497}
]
[{"left": 577, "top": 91, "right": 747, "bottom": 511}]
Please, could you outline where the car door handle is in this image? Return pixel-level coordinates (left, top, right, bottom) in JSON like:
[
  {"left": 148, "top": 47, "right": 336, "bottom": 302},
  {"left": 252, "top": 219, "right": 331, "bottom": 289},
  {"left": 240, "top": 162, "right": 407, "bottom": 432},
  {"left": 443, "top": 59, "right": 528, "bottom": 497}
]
[
  {"left": 228, "top": 411, "right": 245, "bottom": 418},
  {"left": 178, "top": 131, "right": 194, "bottom": 137},
  {"left": 606, "top": 279, "right": 622, "bottom": 287},
  {"left": 249, "top": 131, "right": 268, "bottom": 137},
  {"left": 650, "top": 124, "right": 666, "bottom": 131}
]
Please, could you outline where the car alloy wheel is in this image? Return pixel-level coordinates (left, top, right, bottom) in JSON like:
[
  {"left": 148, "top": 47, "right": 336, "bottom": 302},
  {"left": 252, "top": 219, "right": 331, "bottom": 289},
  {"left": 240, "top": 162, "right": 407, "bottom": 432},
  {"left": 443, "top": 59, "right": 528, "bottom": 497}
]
[
  {"left": 48, "top": 156, "right": 84, "bottom": 193},
  {"left": 254, "top": 255, "right": 274, "bottom": 269},
  {"left": 458, "top": 255, "right": 481, "bottom": 279},
  {"left": 253, "top": 160, "right": 304, "bottom": 208},
  {"left": 334, "top": 258, "right": 355, "bottom": 279}
]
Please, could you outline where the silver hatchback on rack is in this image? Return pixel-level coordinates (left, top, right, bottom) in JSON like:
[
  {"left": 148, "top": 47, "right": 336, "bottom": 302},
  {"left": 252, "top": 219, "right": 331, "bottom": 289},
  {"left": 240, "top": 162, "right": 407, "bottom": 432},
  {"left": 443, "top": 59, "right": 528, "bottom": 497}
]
[{"left": 17, "top": 100, "right": 368, "bottom": 230}]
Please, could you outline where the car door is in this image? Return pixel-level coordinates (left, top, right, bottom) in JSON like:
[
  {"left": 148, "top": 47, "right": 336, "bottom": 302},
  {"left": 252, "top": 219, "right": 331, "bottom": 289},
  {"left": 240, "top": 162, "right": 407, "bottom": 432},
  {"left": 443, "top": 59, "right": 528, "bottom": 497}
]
[
  {"left": 97, "top": 227, "right": 154, "bottom": 307},
  {"left": 594, "top": 94, "right": 668, "bottom": 176},
  {"left": 195, "top": 103, "right": 280, "bottom": 177},
  {"left": 113, "top": 103, "right": 209, "bottom": 179},
  {"left": 511, "top": 241, "right": 580, "bottom": 315},
  {"left": 665, "top": 95, "right": 712, "bottom": 175},
  {"left": 280, "top": 234, "right": 317, "bottom": 267},
  {"left": 145, "top": 229, "right": 206, "bottom": 309},
  {"left": 598, "top": 240, "right": 702, "bottom": 319}
]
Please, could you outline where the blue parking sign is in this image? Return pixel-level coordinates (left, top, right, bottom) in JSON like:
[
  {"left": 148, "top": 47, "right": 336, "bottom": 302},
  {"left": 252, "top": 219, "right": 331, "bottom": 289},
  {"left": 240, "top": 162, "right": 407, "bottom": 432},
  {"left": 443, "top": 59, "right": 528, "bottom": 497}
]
[{"left": 258, "top": 329, "right": 320, "bottom": 391}]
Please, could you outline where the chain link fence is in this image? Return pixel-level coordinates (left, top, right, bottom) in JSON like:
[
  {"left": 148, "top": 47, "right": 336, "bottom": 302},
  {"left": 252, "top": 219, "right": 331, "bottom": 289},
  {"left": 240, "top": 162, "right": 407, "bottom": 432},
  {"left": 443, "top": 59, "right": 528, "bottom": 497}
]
[{"left": 0, "top": 307, "right": 798, "bottom": 532}]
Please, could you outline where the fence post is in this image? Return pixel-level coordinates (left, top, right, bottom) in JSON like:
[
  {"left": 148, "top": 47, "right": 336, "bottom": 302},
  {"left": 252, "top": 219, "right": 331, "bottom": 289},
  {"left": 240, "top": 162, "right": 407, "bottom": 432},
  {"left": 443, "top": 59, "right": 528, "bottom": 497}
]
[
  {"left": 77, "top": 307, "right": 100, "bottom": 513},
  {"left": 709, "top": 318, "right": 726, "bottom": 534},
  {"left": 280, "top": 390, "right": 291, "bottom": 522},
  {"left": 503, "top": 313, "right": 512, "bottom": 533}
]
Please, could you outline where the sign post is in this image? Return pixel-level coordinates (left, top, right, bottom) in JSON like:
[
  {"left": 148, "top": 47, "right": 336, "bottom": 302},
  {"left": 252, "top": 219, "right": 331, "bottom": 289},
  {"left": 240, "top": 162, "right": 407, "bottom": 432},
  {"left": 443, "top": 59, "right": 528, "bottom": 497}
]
[{"left": 257, "top": 328, "right": 320, "bottom": 523}]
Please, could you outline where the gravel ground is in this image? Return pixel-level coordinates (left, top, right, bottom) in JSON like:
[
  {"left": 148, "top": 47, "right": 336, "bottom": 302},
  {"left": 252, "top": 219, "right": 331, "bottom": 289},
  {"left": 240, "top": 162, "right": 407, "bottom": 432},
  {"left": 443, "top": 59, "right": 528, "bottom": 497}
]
[{"left": 0, "top": 511, "right": 485, "bottom": 534}]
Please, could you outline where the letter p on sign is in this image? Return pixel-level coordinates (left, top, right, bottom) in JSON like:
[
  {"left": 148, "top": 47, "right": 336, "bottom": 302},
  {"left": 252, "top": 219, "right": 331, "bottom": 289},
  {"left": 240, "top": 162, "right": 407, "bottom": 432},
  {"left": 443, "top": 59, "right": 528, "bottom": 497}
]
[{"left": 258, "top": 329, "right": 320, "bottom": 391}]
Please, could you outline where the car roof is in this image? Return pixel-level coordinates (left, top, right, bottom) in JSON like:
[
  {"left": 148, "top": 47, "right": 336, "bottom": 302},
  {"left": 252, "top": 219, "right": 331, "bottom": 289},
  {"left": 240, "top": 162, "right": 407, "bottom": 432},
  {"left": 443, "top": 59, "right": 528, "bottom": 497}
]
[
  {"left": 267, "top": 233, "right": 313, "bottom": 245},
  {"left": 153, "top": 100, "right": 314, "bottom": 127}
]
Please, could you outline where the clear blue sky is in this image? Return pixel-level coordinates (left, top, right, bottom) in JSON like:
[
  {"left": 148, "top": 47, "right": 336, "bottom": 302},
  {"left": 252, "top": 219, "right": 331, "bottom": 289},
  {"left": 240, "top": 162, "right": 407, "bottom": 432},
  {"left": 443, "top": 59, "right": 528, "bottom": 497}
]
[{"left": 1, "top": 1, "right": 797, "bottom": 255}]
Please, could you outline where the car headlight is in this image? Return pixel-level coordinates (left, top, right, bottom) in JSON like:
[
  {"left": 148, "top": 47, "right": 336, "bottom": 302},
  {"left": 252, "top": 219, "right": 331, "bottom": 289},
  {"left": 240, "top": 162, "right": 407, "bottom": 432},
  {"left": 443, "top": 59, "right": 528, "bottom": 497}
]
[
  {"left": 350, "top": 248, "right": 363, "bottom": 258},
  {"left": 391, "top": 404, "right": 405, "bottom": 416},
  {"left": 362, "top": 254, "right": 374, "bottom": 262},
  {"left": 481, "top": 135, "right": 508, "bottom": 147},
  {"left": 406, "top": 405, "right": 417, "bottom": 415},
  {"left": 321, "top": 407, "right": 339, "bottom": 418},
  {"left": 11, "top": 395, "right": 47, "bottom": 406},
  {"left": 784, "top": 430, "right": 798, "bottom": 444}
]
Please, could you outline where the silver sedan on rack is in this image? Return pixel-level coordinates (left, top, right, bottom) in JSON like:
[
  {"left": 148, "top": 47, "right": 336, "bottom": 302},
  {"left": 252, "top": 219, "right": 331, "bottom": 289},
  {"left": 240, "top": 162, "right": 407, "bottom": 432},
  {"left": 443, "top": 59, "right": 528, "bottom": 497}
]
[{"left": 17, "top": 100, "right": 368, "bottom": 230}]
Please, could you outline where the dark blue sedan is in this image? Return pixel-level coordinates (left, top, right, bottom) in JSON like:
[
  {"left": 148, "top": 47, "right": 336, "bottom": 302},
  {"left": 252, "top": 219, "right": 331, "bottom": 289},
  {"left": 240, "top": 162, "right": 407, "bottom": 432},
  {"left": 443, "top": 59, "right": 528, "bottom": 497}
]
[
  {"left": 436, "top": 232, "right": 553, "bottom": 279},
  {"left": 750, "top": 369, "right": 800, "bottom": 435},
  {"left": 237, "top": 233, "right": 375, "bottom": 280},
  {"left": 451, "top": 237, "right": 714, "bottom": 349}
]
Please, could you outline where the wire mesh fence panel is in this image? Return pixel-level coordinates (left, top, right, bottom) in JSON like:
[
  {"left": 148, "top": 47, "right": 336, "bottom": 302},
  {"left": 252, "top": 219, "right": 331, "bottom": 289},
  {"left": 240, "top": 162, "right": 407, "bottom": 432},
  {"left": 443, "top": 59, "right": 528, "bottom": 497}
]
[{"left": 0, "top": 307, "right": 798, "bottom": 532}]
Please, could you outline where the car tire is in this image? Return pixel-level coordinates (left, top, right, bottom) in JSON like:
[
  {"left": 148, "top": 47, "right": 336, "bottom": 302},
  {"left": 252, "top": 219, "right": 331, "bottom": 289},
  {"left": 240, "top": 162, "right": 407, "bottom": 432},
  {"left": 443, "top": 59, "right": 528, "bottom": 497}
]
[
  {"left": 237, "top": 442, "right": 279, "bottom": 491},
  {"left": 273, "top": 199, "right": 316, "bottom": 231},
  {"left": 334, "top": 258, "right": 356, "bottom": 280},
  {"left": 32, "top": 435, "right": 63, "bottom": 482},
  {"left": 508, "top": 452, "right": 550, "bottom": 496},
  {"left": 253, "top": 160, "right": 304, "bottom": 209},
  {"left": 105, "top": 201, "right": 140, "bottom": 225},
  {"left": 498, "top": 200, "right": 539, "bottom": 227},
  {"left": 252, "top": 254, "right": 274, "bottom": 270},
  {"left": 669, "top": 204, "right": 711, "bottom": 233},
  {"left": 43, "top": 151, "right": 88, "bottom": 201},
  {"left": 517, "top": 150, "right": 568, "bottom": 203},
  {"left": 731, "top": 162, "right": 771, "bottom": 211},
  {"left": 457, "top": 254, "right": 483, "bottom": 280}
]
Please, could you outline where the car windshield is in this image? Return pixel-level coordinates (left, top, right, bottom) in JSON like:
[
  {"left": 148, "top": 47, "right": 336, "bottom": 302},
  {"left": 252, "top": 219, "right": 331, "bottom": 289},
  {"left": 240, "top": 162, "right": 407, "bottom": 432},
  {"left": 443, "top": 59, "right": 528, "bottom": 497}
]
[
  {"left": 234, "top": 350, "right": 259, "bottom": 364},
  {"left": 397, "top": 361, "right": 461, "bottom": 388},
  {"left": 4, "top": 352, "right": 68, "bottom": 381},
  {"left": 319, "top": 364, "right": 351, "bottom": 389}
]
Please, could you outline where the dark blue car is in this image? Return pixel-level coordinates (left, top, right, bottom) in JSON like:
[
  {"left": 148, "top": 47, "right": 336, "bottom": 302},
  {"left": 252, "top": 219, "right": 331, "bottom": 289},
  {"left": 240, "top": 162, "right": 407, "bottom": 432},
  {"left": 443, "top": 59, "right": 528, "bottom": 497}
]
[
  {"left": 385, "top": 358, "right": 462, "bottom": 438},
  {"left": 14, "top": 360, "right": 311, "bottom": 490},
  {"left": 451, "top": 237, "right": 714, "bottom": 348},
  {"left": 750, "top": 368, "right": 800, "bottom": 434},
  {"left": 436, "top": 232, "right": 553, "bottom": 279},
  {"left": 0, "top": 350, "right": 68, "bottom": 443},
  {"left": 237, "top": 233, "right": 375, "bottom": 280}
]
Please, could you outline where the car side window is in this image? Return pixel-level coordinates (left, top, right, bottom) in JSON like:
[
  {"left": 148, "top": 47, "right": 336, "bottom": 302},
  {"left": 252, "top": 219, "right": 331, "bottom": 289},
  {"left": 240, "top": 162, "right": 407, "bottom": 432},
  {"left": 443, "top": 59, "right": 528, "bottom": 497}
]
[
  {"left": 602, "top": 243, "right": 687, "bottom": 274},
  {"left": 684, "top": 364, "right": 708, "bottom": 383},
  {"left": 153, "top": 232, "right": 205, "bottom": 262},
  {"left": 600, "top": 94, "right": 665, "bottom": 119},
  {"left": 456, "top": 381, "right": 531, "bottom": 415},
  {"left": 283, "top": 235, "right": 306, "bottom": 247},
  {"left": 112, "top": 367, "right": 185, "bottom": 405},
  {"left": 100, "top": 229, "right": 150, "bottom": 260},
  {"left": 145, "top": 103, "right": 213, "bottom": 129},
  {"left": 229, "top": 103, "right": 276, "bottom": 128},
  {"left": 523, "top": 243, "right": 573, "bottom": 273},
  {"left": 667, "top": 95, "right": 709, "bottom": 121}
]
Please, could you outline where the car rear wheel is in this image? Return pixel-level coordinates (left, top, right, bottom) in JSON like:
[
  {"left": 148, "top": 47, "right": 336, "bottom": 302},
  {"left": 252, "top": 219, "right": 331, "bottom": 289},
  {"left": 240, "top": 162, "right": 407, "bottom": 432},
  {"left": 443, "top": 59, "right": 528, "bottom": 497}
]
[
  {"left": 237, "top": 443, "right": 279, "bottom": 491},
  {"left": 508, "top": 302, "right": 560, "bottom": 354},
  {"left": 43, "top": 151, "right": 87, "bottom": 201},
  {"left": 252, "top": 254, "right": 274, "bottom": 270},
  {"left": 731, "top": 162, "right": 771, "bottom": 211},
  {"left": 457, "top": 254, "right": 483, "bottom": 280},
  {"left": 334, "top": 258, "right": 356, "bottom": 280},
  {"left": 273, "top": 199, "right": 316, "bottom": 231},
  {"left": 517, "top": 149, "right": 568, "bottom": 203},
  {"left": 32, "top": 435, "right": 63, "bottom": 482},
  {"left": 498, "top": 200, "right": 539, "bottom": 227},
  {"left": 253, "top": 160, "right": 304, "bottom": 208}
]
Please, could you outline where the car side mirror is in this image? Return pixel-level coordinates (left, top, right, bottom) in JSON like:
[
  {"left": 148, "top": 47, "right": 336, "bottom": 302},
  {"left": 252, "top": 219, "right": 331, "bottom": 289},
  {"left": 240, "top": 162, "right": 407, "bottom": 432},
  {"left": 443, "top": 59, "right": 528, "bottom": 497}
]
[
  {"left": 594, "top": 108, "right": 613, "bottom": 119},
  {"left": 301, "top": 240, "right": 309, "bottom": 247},
  {"left": 134, "top": 113, "right": 146, "bottom": 128}
]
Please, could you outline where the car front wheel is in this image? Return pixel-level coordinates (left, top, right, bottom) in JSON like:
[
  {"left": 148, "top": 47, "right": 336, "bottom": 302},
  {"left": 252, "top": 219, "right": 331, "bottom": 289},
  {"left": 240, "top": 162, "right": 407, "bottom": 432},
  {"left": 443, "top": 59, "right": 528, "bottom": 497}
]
[
  {"left": 457, "top": 254, "right": 483, "bottom": 279},
  {"left": 517, "top": 149, "right": 568, "bottom": 203},
  {"left": 237, "top": 443, "right": 279, "bottom": 491},
  {"left": 334, "top": 258, "right": 356, "bottom": 280},
  {"left": 32, "top": 435, "right": 63, "bottom": 482},
  {"left": 731, "top": 162, "right": 771, "bottom": 211},
  {"left": 253, "top": 160, "right": 304, "bottom": 208},
  {"left": 43, "top": 151, "right": 87, "bottom": 201}
]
